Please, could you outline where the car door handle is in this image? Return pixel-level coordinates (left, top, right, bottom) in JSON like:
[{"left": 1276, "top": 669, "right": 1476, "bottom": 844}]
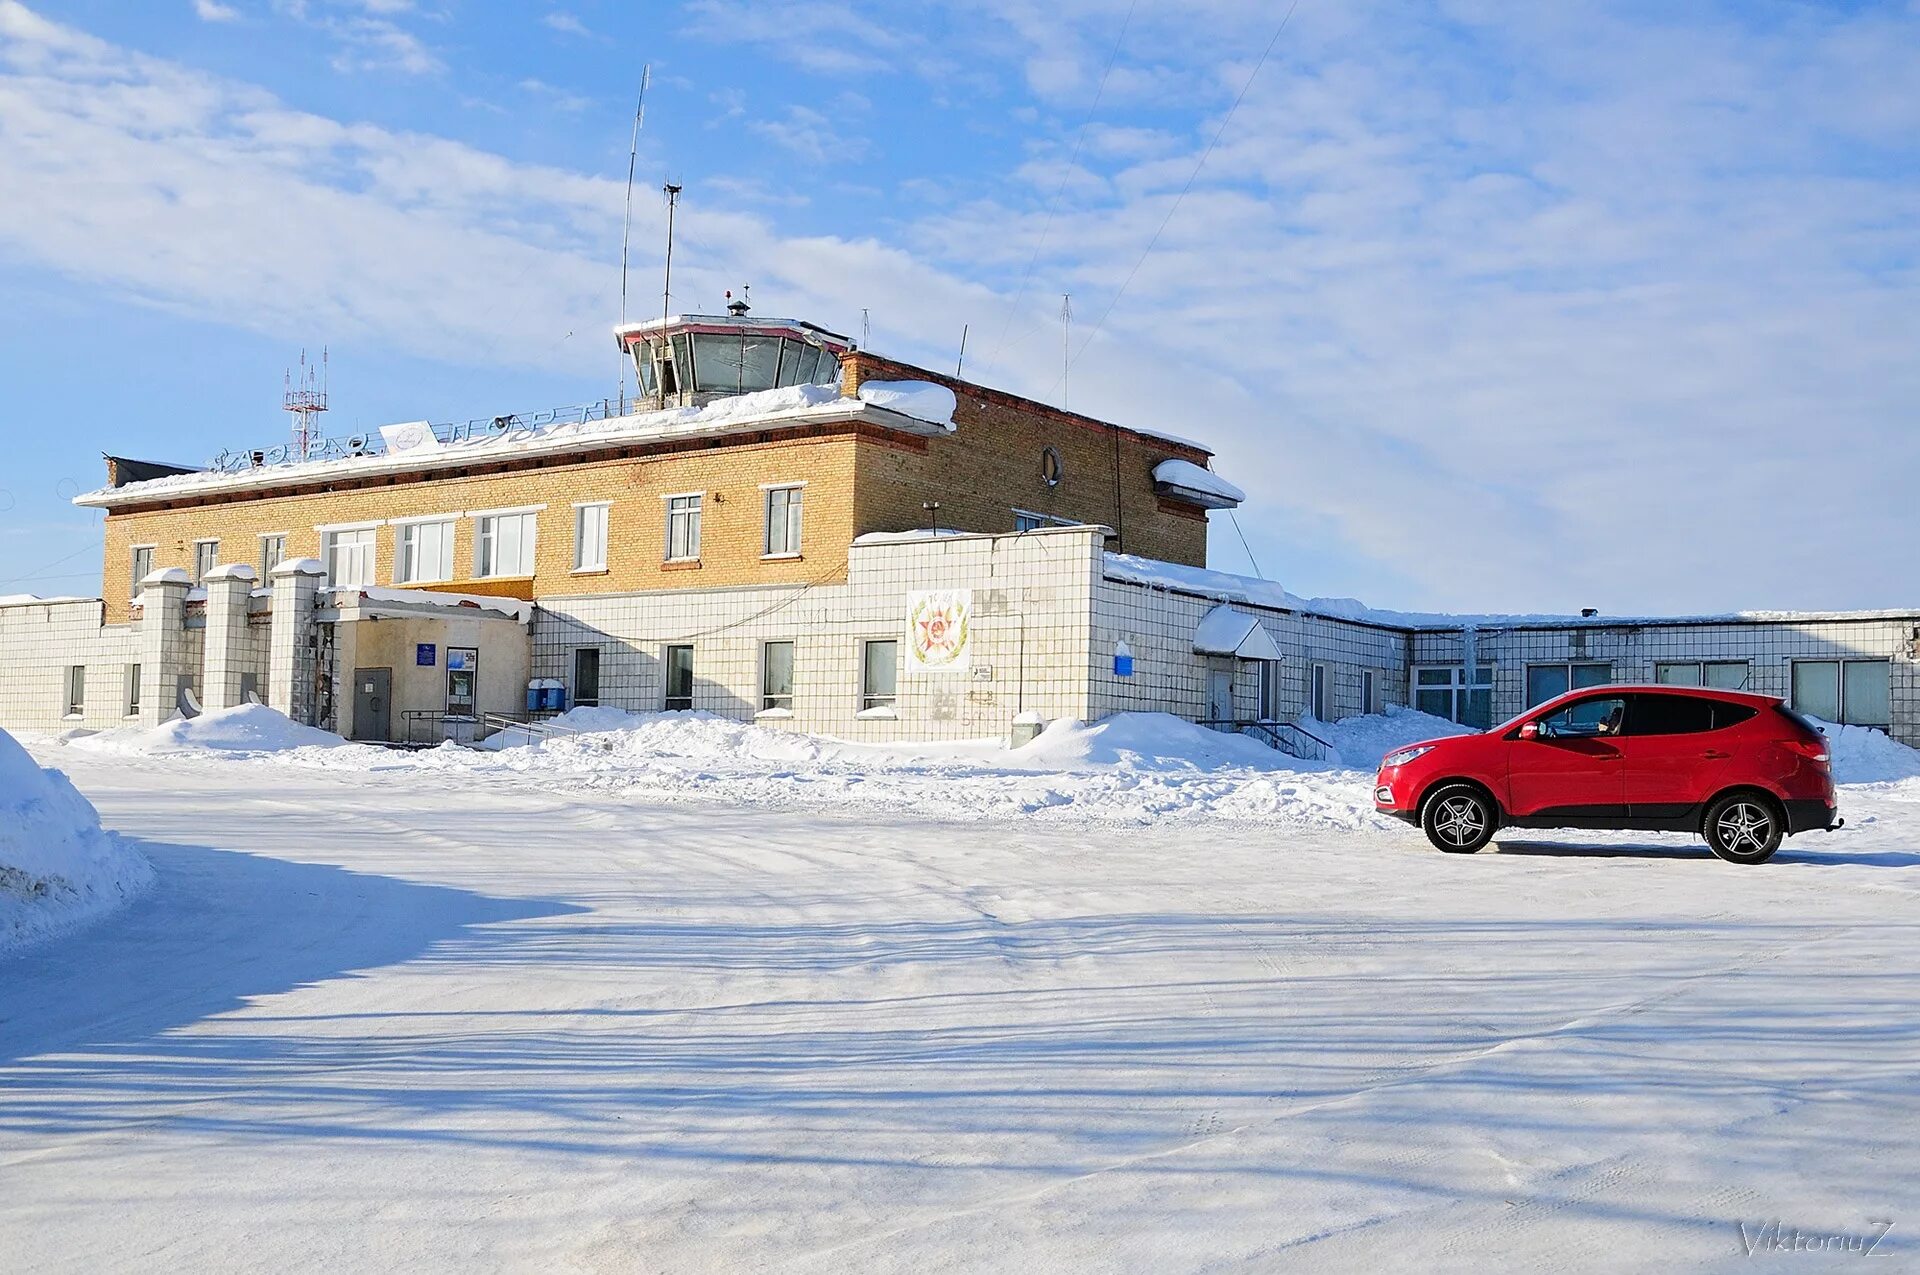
[{"left": 1703, "top": 749, "right": 1730, "bottom": 759}]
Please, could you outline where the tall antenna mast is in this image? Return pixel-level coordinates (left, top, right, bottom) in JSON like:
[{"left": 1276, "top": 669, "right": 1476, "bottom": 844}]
[
  {"left": 661, "top": 182, "right": 682, "bottom": 334},
  {"left": 955, "top": 323, "right": 968, "bottom": 378},
  {"left": 616, "top": 66, "right": 651, "bottom": 415},
  {"left": 861, "top": 308, "right": 871, "bottom": 348},
  {"left": 618, "top": 65, "right": 650, "bottom": 330},
  {"left": 284, "top": 346, "right": 329, "bottom": 460},
  {"left": 1060, "top": 294, "right": 1072, "bottom": 410}
]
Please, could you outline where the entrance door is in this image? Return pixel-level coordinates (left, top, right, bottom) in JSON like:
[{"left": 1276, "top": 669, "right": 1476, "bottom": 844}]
[
  {"left": 1206, "top": 668, "right": 1234, "bottom": 721},
  {"left": 1310, "top": 663, "right": 1330, "bottom": 721},
  {"left": 353, "top": 666, "right": 392, "bottom": 742}
]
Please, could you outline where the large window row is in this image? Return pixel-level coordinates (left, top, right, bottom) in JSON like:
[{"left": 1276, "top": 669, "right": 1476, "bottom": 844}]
[
  {"left": 162, "top": 486, "right": 813, "bottom": 590},
  {"left": 563, "top": 638, "right": 900, "bottom": 717}
]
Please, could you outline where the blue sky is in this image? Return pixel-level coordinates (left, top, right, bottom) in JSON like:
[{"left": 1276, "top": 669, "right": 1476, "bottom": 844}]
[{"left": 2, "top": 0, "right": 1917, "bottom": 613}]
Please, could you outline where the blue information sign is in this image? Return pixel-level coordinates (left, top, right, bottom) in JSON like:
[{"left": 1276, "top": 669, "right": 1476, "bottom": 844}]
[{"left": 416, "top": 643, "right": 437, "bottom": 667}]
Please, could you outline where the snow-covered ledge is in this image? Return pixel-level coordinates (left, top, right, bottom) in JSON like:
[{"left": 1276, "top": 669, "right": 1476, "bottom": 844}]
[{"left": 1152, "top": 458, "right": 1244, "bottom": 510}]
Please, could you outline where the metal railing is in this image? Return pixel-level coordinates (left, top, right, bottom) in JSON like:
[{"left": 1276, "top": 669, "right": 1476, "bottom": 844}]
[
  {"left": 1199, "top": 718, "right": 1336, "bottom": 763},
  {"left": 210, "top": 399, "right": 627, "bottom": 473}
]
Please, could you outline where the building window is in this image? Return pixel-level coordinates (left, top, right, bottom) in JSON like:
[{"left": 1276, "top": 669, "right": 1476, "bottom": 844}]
[
  {"left": 574, "top": 503, "right": 610, "bottom": 572},
  {"left": 474, "top": 511, "right": 537, "bottom": 578},
  {"left": 1654, "top": 660, "right": 1749, "bottom": 690},
  {"left": 761, "top": 640, "right": 795, "bottom": 712},
  {"left": 64, "top": 664, "right": 85, "bottom": 717},
  {"left": 1362, "top": 669, "right": 1379, "bottom": 715},
  {"left": 1792, "top": 659, "right": 1890, "bottom": 727},
  {"left": 1525, "top": 661, "right": 1611, "bottom": 707},
  {"left": 764, "top": 486, "right": 803, "bottom": 557},
  {"left": 1309, "top": 662, "right": 1333, "bottom": 721},
  {"left": 130, "top": 545, "right": 154, "bottom": 589},
  {"left": 861, "top": 639, "right": 898, "bottom": 712},
  {"left": 259, "top": 535, "right": 286, "bottom": 579},
  {"left": 1256, "top": 660, "right": 1284, "bottom": 721},
  {"left": 665, "top": 494, "right": 701, "bottom": 561},
  {"left": 323, "top": 528, "right": 377, "bottom": 588},
  {"left": 664, "top": 644, "right": 694, "bottom": 711},
  {"left": 1414, "top": 664, "right": 1494, "bottom": 728},
  {"left": 193, "top": 539, "right": 219, "bottom": 583},
  {"left": 573, "top": 647, "right": 601, "bottom": 708},
  {"left": 1013, "top": 508, "right": 1078, "bottom": 532},
  {"left": 397, "top": 520, "right": 455, "bottom": 584},
  {"left": 124, "top": 664, "right": 141, "bottom": 717}
]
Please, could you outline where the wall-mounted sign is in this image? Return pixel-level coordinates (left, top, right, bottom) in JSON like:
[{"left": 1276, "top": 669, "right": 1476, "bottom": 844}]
[
  {"left": 1114, "top": 639, "right": 1134, "bottom": 678},
  {"left": 416, "top": 643, "right": 437, "bottom": 667},
  {"left": 906, "top": 589, "right": 973, "bottom": 674}
]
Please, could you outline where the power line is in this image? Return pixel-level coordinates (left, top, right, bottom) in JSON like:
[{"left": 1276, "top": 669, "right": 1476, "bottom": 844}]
[
  {"left": 1044, "top": 0, "right": 1301, "bottom": 399},
  {"left": 0, "top": 539, "right": 103, "bottom": 589},
  {"left": 978, "top": 0, "right": 1138, "bottom": 377}
]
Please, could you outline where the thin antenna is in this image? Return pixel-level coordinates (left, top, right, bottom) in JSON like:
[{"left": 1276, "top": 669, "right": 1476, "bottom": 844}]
[
  {"left": 956, "top": 323, "right": 969, "bottom": 378},
  {"left": 661, "top": 182, "right": 682, "bottom": 336},
  {"left": 617, "top": 66, "right": 651, "bottom": 415},
  {"left": 1060, "top": 294, "right": 1072, "bottom": 410},
  {"left": 619, "top": 67, "right": 650, "bottom": 329},
  {"left": 284, "top": 346, "right": 329, "bottom": 460},
  {"left": 861, "top": 308, "right": 871, "bottom": 348}
]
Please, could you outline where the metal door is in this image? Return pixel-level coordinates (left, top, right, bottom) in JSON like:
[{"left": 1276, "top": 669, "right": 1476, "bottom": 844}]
[
  {"left": 353, "top": 667, "right": 392, "bottom": 742},
  {"left": 1206, "top": 668, "right": 1234, "bottom": 721}
]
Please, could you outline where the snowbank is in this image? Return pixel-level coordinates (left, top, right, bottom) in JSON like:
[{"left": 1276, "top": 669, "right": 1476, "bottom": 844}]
[
  {"left": 71, "top": 704, "right": 348, "bottom": 756},
  {"left": 1313, "top": 705, "right": 1476, "bottom": 770},
  {"left": 2, "top": 728, "right": 151, "bottom": 951},
  {"left": 1809, "top": 719, "right": 1920, "bottom": 785}
]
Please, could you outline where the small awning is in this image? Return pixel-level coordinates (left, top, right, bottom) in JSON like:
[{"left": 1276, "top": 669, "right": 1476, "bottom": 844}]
[
  {"left": 1153, "top": 458, "right": 1245, "bottom": 509},
  {"left": 1193, "top": 604, "right": 1282, "bottom": 660}
]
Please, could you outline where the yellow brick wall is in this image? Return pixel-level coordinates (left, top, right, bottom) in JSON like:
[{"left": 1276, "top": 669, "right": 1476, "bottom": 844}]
[
  {"left": 844, "top": 354, "right": 1212, "bottom": 565},
  {"left": 101, "top": 434, "right": 862, "bottom": 623}
]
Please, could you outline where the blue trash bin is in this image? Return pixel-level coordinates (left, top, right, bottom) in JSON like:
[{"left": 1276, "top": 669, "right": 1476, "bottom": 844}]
[
  {"left": 544, "top": 683, "right": 567, "bottom": 713},
  {"left": 525, "top": 683, "right": 542, "bottom": 713}
]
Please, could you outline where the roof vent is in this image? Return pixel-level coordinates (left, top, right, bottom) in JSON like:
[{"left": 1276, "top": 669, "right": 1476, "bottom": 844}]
[
  {"left": 1580, "top": 607, "right": 1599, "bottom": 618},
  {"left": 725, "top": 285, "right": 750, "bottom": 317}
]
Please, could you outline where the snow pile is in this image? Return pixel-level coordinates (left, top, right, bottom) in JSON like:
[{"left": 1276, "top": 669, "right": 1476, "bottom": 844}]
[
  {"left": 1, "top": 727, "right": 151, "bottom": 951},
  {"left": 1313, "top": 705, "right": 1477, "bottom": 770},
  {"left": 72, "top": 704, "right": 348, "bottom": 756},
  {"left": 856, "top": 379, "right": 958, "bottom": 427},
  {"left": 1809, "top": 719, "right": 1920, "bottom": 785}
]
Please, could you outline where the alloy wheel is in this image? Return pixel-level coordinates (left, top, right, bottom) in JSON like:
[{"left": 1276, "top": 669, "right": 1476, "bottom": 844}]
[
  {"left": 1715, "top": 802, "right": 1774, "bottom": 855},
  {"left": 1434, "top": 795, "right": 1486, "bottom": 848}
]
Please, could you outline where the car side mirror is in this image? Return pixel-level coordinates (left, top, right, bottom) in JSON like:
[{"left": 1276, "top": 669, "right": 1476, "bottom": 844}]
[{"left": 1518, "top": 720, "right": 1542, "bottom": 741}]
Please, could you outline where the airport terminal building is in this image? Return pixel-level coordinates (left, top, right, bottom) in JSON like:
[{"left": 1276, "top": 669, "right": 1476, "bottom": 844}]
[{"left": 4, "top": 308, "right": 1917, "bottom": 752}]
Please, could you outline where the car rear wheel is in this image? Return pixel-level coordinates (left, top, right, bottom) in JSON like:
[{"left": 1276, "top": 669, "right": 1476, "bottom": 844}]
[
  {"left": 1423, "top": 784, "right": 1496, "bottom": 853},
  {"left": 1703, "top": 793, "right": 1782, "bottom": 864}
]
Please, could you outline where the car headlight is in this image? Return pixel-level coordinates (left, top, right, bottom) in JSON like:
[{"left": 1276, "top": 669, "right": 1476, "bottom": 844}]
[{"left": 1381, "top": 745, "right": 1435, "bottom": 769}]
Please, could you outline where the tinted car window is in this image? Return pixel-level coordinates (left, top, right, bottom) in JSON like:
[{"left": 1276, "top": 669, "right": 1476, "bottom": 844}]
[
  {"left": 1538, "top": 696, "right": 1625, "bottom": 738},
  {"left": 1627, "top": 693, "right": 1717, "bottom": 736},
  {"left": 1713, "top": 703, "right": 1757, "bottom": 730}
]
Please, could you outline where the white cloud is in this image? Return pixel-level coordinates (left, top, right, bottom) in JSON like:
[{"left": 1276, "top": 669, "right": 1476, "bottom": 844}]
[
  {"left": 542, "top": 11, "right": 591, "bottom": 39},
  {"left": 747, "top": 105, "right": 869, "bottom": 165},
  {"left": 192, "top": 0, "right": 241, "bottom": 22}
]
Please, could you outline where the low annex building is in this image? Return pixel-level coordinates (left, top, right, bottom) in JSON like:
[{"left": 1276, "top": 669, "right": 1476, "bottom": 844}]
[{"left": 4, "top": 307, "right": 1918, "bottom": 750}]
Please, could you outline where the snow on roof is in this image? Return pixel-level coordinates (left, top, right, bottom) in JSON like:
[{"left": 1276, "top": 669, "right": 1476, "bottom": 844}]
[
  {"left": 856, "top": 379, "right": 956, "bottom": 426},
  {"left": 1152, "top": 458, "right": 1244, "bottom": 507},
  {"left": 1193, "top": 605, "right": 1283, "bottom": 659},
  {"left": 75, "top": 383, "right": 954, "bottom": 508},
  {"left": 0, "top": 594, "right": 93, "bottom": 608},
  {"left": 1104, "top": 553, "right": 1920, "bottom": 631},
  {"left": 138, "top": 567, "right": 193, "bottom": 586},
  {"left": 330, "top": 584, "right": 532, "bottom": 623}
]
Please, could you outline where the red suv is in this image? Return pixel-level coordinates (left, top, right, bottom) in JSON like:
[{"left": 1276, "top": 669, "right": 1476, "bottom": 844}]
[{"left": 1374, "top": 686, "right": 1840, "bottom": 863}]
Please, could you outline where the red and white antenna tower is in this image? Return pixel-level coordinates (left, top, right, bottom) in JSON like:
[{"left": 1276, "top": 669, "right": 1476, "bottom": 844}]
[{"left": 284, "top": 347, "right": 329, "bottom": 459}]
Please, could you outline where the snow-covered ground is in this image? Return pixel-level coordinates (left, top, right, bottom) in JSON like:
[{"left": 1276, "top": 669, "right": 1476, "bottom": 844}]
[
  {"left": 5, "top": 713, "right": 1918, "bottom": 1270},
  {"left": 0, "top": 727, "right": 151, "bottom": 951}
]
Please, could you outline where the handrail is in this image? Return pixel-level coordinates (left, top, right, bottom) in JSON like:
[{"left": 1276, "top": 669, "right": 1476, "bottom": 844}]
[{"left": 1198, "top": 717, "right": 1335, "bottom": 763}]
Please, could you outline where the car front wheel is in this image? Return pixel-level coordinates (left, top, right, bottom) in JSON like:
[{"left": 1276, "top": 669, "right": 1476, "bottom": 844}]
[
  {"left": 1704, "top": 793, "right": 1782, "bottom": 864},
  {"left": 1423, "top": 784, "right": 1496, "bottom": 853}
]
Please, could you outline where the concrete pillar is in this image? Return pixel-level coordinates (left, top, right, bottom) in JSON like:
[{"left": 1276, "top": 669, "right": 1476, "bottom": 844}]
[
  {"left": 135, "top": 568, "right": 193, "bottom": 726},
  {"left": 201, "top": 564, "right": 257, "bottom": 711},
  {"left": 268, "top": 557, "right": 328, "bottom": 725}
]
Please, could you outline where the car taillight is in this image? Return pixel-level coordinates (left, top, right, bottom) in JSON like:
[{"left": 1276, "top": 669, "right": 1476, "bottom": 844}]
[{"left": 1786, "top": 738, "right": 1830, "bottom": 763}]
